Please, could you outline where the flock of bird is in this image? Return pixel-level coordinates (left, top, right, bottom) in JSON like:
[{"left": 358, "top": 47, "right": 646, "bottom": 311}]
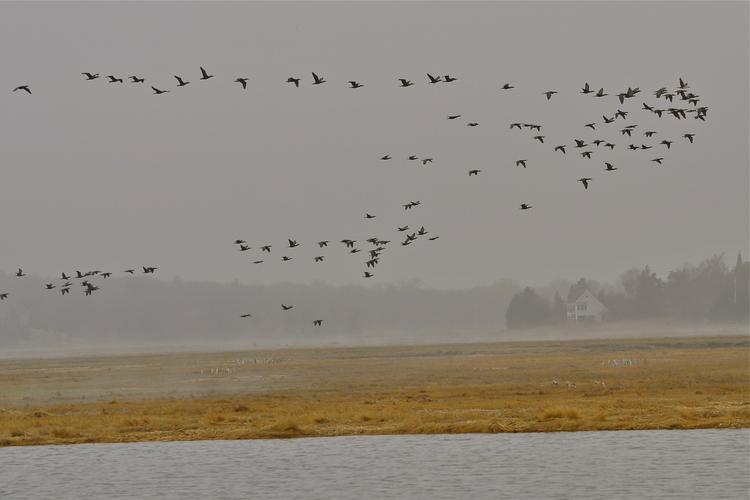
[{"left": 7, "top": 68, "right": 707, "bottom": 328}]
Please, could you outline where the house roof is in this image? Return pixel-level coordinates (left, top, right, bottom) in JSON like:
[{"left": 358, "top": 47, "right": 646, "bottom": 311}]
[{"left": 568, "top": 290, "right": 607, "bottom": 311}]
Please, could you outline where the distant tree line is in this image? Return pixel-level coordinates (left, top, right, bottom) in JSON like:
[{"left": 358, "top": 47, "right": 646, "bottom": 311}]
[{"left": 505, "top": 252, "right": 749, "bottom": 329}]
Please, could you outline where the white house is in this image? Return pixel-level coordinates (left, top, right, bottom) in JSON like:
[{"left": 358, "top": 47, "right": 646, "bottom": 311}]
[{"left": 567, "top": 290, "right": 608, "bottom": 323}]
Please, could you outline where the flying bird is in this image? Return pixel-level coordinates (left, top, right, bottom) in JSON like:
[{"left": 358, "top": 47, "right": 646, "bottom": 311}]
[
  {"left": 314, "top": 256, "right": 324, "bottom": 262},
  {"left": 595, "top": 88, "right": 608, "bottom": 97},
  {"left": 348, "top": 81, "right": 363, "bottom": 88},
  {"left": 398, "top": 79, "right": 414, "bottom": 87},
  {"left": 651, "top": 158, "right": 664, "bottom": 164},
  {"left": 288, "top": 239, "right": 299, "bottom": 248},
  {"left": 363, "top": 272, "right": 374, "bottom": 278},
  {"left": 152, "top": 86, "right": 170, "bottom": 94},
  {"left": 0, "top": 293, "right": 8, "bottom": 300},
  {"left": 427, "top": 73, "right": 442, "bottom": 83},
  {"left": 199, "top": 67, "right": 213, "bottom": 80},
  {"left": 312, "top": 72, "right": 326, "bottom": 85},
  {"left": 286, "top": 77, "right": 301, "bottom": 87},
  {"left": 605, "top": 163, "right": 617, "bottom": 171},
  {"left": 106, "top": 76, "right": 123, "bottom": 83},
  {"left": 45, "top": 284, "right": 55, "bottom": 290},
  {"left": 519, "top": 204, "right": 532, "bottom": 210},
  {"left": 443, "top": 75, "right": 457, "bottom": 82},
  {"left": 365, "top": 213, "right": 376, "bottom": 219},
  {"left": 584, "top": 123, "right": 596, "bottom": 130},
  {"left": 543, "top": 91, "right": 557, "bottom": 100},
  {"left": 174, "top": 75, "right": 189, "bottom": 86},
  {"left": 516, "top": 160, "right": 527, "bottom": 168},
  {"left": 468, "top": 169, "right": 480, "bottom": 176},
  {"left": 467, "top": 123, "right": 479, "bottom": 127},
  {"left": 422, "top": 158, "right": 433, "bottom": 165},
  {"left": 660, "top": 140, "right": 673, "bottom": 149},
  {"left": 240, "top": 314, "right": 252, "bottom": 318},
  {"left": 581, "top": 151, "right": 592, "bottom": 159},
  {"left": 683, "top": 134, "right": 695, "bottom": 143},
  {"left": 130, "top": 76, "right": 145, "bottom": 83},
  {"left": 581, "top": 82, "right": 593, "bottom": 94},
  {"left": 82, "top": 72, "right": 99, "bottom": 80},
  {"left": 317, "top": 241, "right": 329, "bottom": 247},
  {"left": 13, "top": 85, "right": 31, "bottom": 94},
  {"left": 281, "top": 304, "right": 293, "bottom": 310},
  {"left": 312, "top": 320, "right": 323, "bottom": 326},
  {"left": 15, "top": 269, "right": 24, "bottom": 277},
  {"left": 261, "top": 246, "right": 272, "bottom": 252},
  {"left": 533, "top": 135, "right": 545, "bottom": 143},
  {"left": 447, "top": 115, "right": 462, "bottom": 120},
  {"left": 578, "top": 178, "right": 592, "bottom": 190},
  {"left": 554, "top": 145, "right": 566, "bottom": 154}
]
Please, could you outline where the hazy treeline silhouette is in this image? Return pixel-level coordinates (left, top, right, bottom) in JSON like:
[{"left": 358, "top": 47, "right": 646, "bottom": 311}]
[
  {"left": 0, "top": 253, "right": 746, "bottom": 347},
  {"left": 0, "top": 274, "right": 521, "bottom": 348},
  {"left": 506, "top": 253, "right": 749, "bottom": 328}
]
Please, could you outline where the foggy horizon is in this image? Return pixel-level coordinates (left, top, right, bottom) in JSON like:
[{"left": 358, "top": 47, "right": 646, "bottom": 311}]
[{"left": 1, "top": 2, "right": 747, "bottom": 293}]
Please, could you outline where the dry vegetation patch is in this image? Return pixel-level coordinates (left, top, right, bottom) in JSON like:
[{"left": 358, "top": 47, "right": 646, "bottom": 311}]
[{"left": 0, "top": 335, "right": 747, "bottom": 445}]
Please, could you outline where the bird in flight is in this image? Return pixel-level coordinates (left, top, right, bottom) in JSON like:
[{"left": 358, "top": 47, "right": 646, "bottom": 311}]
[
  {"left": 261, "top": 246, "right": 272, "bottom": 252},
  {"left": 578, "top": 178, "right": 592, "bottom": 190},
  {"left": 174, "top": 75, "right": 189, "bottom": 87},
  {"left": 281, "top": 304, "right": 293, "bottom": 310},
  {"left": 61, "top": 272, "right": 70, "bottom": 280},
  {"left": 314, "top": 256, "right": 324, "bottom": 262},
  {"left": 313, "top": 320, "right": 323, "bottom": 326},
  {"left": 427, "top": 74, "right": 442, "bottom": 84},
  {"left": 349, "top": 81, "right": 363, "bottom": 89},
  {"left": 239, "top": 245, "right": 250, "bottom": 252},
  {"left": 660, "top": 140, "right": 673, "bottom": 149},
  {"left": 683, "top": 134, "right": 695, "bottom": 143},
  {"left": 443, "top": 75, "right": 457, "bottom": 82},
  {"left": 544, "top": 91, "right": 557, "bottom": 100},
  {"left": 130, "top": 76, "right": 145, "bottom": 83},
  {"left": 13, "top": 85, "right": 31, "bottom": 94},
  {"left": 282, "top": 256, "right": 292, "bottom": 261},
  {"left": 651, "top": 158, "right": 664, "bottom": 164},
  {"left": 288, "top": 239, "right": 299, "bottom": 248},
  {"left": 408, "top": 155, "right": 418, "bottom": 161},
  {"left": 107, "top": 76, "right": 123, "bottom": 83},
  {"left": 448, "top": 115, "right": 462, "bottom": 120},
  {"left": 581, "top": 82, "right": 593, "bottom": 94},
  {"left": 235, "top": 78, "right": 248, "bottom": 89},
  {"left": 45, "top": 284, "right": 55, "bottom": 290},
  {"left": 605, "top": 163, "right": 617, "bottom": 171},
  {"left": 555, "top": 145, "right": 566, "bottom": 154},
  {"left": 381, "top": 155, "right": 391, "bottom": 160},
  {"left": 235, "top": 239, "right": 246, "bottom": 244},
  {"left": 399, "top": 79, "right": 414, "bottom": 87},
  {"left": 502, "top": 83, "right": 514, "bottom": 90},
  {"left": 124, "top": 269, "right": 135, "bottom": 274},
  {"left": 82, "top": 72, "right": 99, "bottom": 80},
  {"left": 287, "top": 77, "right": 301, "bottom": 87},
  {"left": 152, "top": 86, "right": 170, "bottom": 94},
  {"left": 468, "top": 169, "right": 481, "bottom": 176},
  {"left": 533, "top": 135, "right": 545, "bottom": 143},
  {"left": 595, "top": 88, "right": 608, "bottom": 97},
  {"left": 311, "top": 72, "right": 326, "bottom": 85},
  {"left": 467, "top": 123, "right": 479, "bottom": 127},
  {"left": 365, "top": 213, "right": 376, "bottom": 219},
  {"left": 363, "top": 272, "right": 374, "bottom": 278},
  {"left": 516, "top": 160, "right": 527, "bottom": 168},
  {"left": 199, "top": 67, "right": 213, "bottom": 80},
  {"left": 0, "top": 293, "right": 8, "bottom": 300},
  {"left": 519, "top": 204, "right": 532, "bottom": 210},
  {"left": 585, "top": 123, "right": 596, "bottom": 130},
  {"left": 317, "top": 241, "right": 329, "bottom": 247},
  {"left": 15, "top": 269, "right": 24, "bottom": 277},
  {"left": 581, "top": 151, "right": 592, "bottom": 159},
  {"left": 240, "top": 313, "right": 252, "bottom": 318}
]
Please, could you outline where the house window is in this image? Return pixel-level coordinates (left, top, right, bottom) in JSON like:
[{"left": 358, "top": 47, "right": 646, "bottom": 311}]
[{"left": 577, "top": 303, "right": 587, "bottom": 312}]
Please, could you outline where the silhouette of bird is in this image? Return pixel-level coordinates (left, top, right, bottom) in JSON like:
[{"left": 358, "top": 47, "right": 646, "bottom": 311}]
[
  {"left": 581, "top": 82, "right": 593, "bottom": 94},
  {"left": 516, "top": 160, "right": 527, "bottom": 168},
  {"left": 235, "top": 239, "right": 246, "bottom": 245},
  {"left": 555, "top": 145, "right": 566, "bottom": 154},
  {"left": 130, "top": 76, "right": 145, "bottom": 83},
  {"left": 398, "top": 79, "right": 414, "bottom": 87},
  {"left": 467, "top": 123, "right": 479, "bottom": 127},
  {"left": 381, "top": 155, "right": 391, "bottom": 160},
  {"left": 422, "top": 158, "right": 433, "bottom": 165},
  {"left": 615, "top": 109, "right": 628, "bottom": 120},
  {"left": 533, "top": 135, "right": 545, "bottom": 143},
  {"left": 314, "top": 256, "right": 324, "bottom": 262},
  {"left": 281, "top": 304, "right": 293, "bottom": 310},
  {"left": 605, "top": 143, "right": 615, "bottom": 150},
  {"left": 349, "top": 81, "right": 363, "bottom": 88},
  {"left": 311, "top": 72, "right": 326, "bottom": 85},
  {"left": 660, "top": 140, "right": 673, "bottom": 149},
  {"left": 468, "top": 170, "right": 480, "bottom": 176},
  {"left": 605, "top": 162, "right": 617, "bottom": 171},
  {"left": 318, "top": 241, "right": 329, "bottom": 247},
  {"left": 152, "top": 86, "right": 170, "bottom": 94},
  {"left": 543, "top": 91, "right": 557, "bottom": 100},
  {"left": 510, "top": 123, "right": 522, "bottom": 130},
  {"left": 678, "top": 78, "right": 689, "bottom": 89},
  {"left": 281, "top": 256, "right": 292, "bottom": 261},
  {"left": 15, "top": 269, "right": 24, "bottom": 277},
  {"left": 261, "top": 246, "right": 272, "bottom": 252},
  {"left": 397, "top": 226, "right": 409, "bottom": 232},
  {"left": 286, "top": 77, "right": 301, "bottom": 87},
  {"left": 651, "top": 158, "right": 664, "bottom": 164},
  {"left": 288, "top": 239, "right": 299, "bottom": 248},
  {"left": 363, "top": 272, "right": 374, "bottom": 278},
  {"left": 592, "top": 140, "right": 604, "bottom": 146},
  {"left": 427, "top": 73, "right": 442, "bottom": 83},
  {"left": 603, "top": 115, "right": 615, "bottom": 124},
  {"left": 13, "top": 85, "right": 31, "bottom": 94},
  {"left": 124, "top": 269, "right": 135, "bottom": 274},
  {"left": 101, "top": 273, "right": 112, "bottom": 279},
  {"left": 60, "top": 288, "right": 70, "bottom": 296},
  {"left": 644, "top": 131, "right": 657, "bottom": 137},
  {"left": 239, "top": 245, "right": 250, "bottom": 251},
  {"left": 313, "top": 320, "right": 323, "bottom": 326},
  {"left": 45, "top": 284, "right": 55, "bottom": 290},
  {"left": 502, "top": 83, "right": 514, "bottom": 89},
  {"left": 429, "top": 236, "right": 440, "bottom": 241},
  {"left": 61, "top": 272, "right": 70, "bottom": 280},
  {"left": 174, "top": 76, "right": 189, "bottom": 86},
  {"left": 240, "top": 314, "right": 252, "bottom": 318},
  {"left": 408, "top": 155, "right": 418, "bottom": 161},
  {"left": 578, "top": 178, "right": 592, "bottom": 190},
  {"left": 443, "top": 75, "right": 457, "bottom": 82},
  {"left": 365, "top": 213, "right": 376, "bottom": 219},
  {"left": 595, "top": 88, "right": 608, "bottom": 97},
  {"left": 106, "top": 76, "right": 123, "bottom": 83},
  {"left": 199, "top": 67, "right": 213, "bottom": 80},
  {"left": 447, "top": 115, "right": 462, "bottom": 120},
  {"left": 143, "top": 266, "right": 157, "bottom": 273},
  {"left": 235, "top": 78, "right": 248, "bottom": 89},
  {"left": 581, "top": 151, "right": 592, "bottom": 159},
  {"left": 683, "top": 133, "right": 695, "bottom": 143},
  {"left": 82, "top": 73, "right": 99, "bottom": 80},
  {"left": 417, "top": 227, "right": 428, "bottom": 235},
  {"left": 519, "top": 204, "right": 532, "bottom": 210},
  {"left": 585, "top": 123, "right": 596, "bottom": 130},
  {"left": 253, "top": 260, "right": 264, "bottom": 264}
]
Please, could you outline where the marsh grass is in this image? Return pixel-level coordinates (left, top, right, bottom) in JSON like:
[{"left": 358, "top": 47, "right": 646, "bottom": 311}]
[{"left": 0, "top": 335, "right": 747, "bottom": 445}]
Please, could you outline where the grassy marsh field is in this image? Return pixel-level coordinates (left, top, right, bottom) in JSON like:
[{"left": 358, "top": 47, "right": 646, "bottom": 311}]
[{"left": 0, "top": 334, "right": 747, "bottom": 445}]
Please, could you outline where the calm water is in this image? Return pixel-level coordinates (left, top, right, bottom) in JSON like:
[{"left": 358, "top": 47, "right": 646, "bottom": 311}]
[{"left": 1, "top": 429, "right": 747, "bottom": 499}]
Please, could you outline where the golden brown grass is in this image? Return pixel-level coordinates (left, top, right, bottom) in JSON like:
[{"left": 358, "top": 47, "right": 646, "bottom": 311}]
[{"left": 0, "top": 335, "right": 747, "bottom": 445}]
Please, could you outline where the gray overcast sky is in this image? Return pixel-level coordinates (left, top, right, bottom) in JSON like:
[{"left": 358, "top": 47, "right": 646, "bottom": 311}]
[{"left": 1, "top": 1, "right": 747, "bottom": 289}]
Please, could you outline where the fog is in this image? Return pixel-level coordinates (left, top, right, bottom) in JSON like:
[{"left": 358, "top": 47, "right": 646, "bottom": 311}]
[{"left": 0, "top": 2, "right": 747, "bottom": 353}]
